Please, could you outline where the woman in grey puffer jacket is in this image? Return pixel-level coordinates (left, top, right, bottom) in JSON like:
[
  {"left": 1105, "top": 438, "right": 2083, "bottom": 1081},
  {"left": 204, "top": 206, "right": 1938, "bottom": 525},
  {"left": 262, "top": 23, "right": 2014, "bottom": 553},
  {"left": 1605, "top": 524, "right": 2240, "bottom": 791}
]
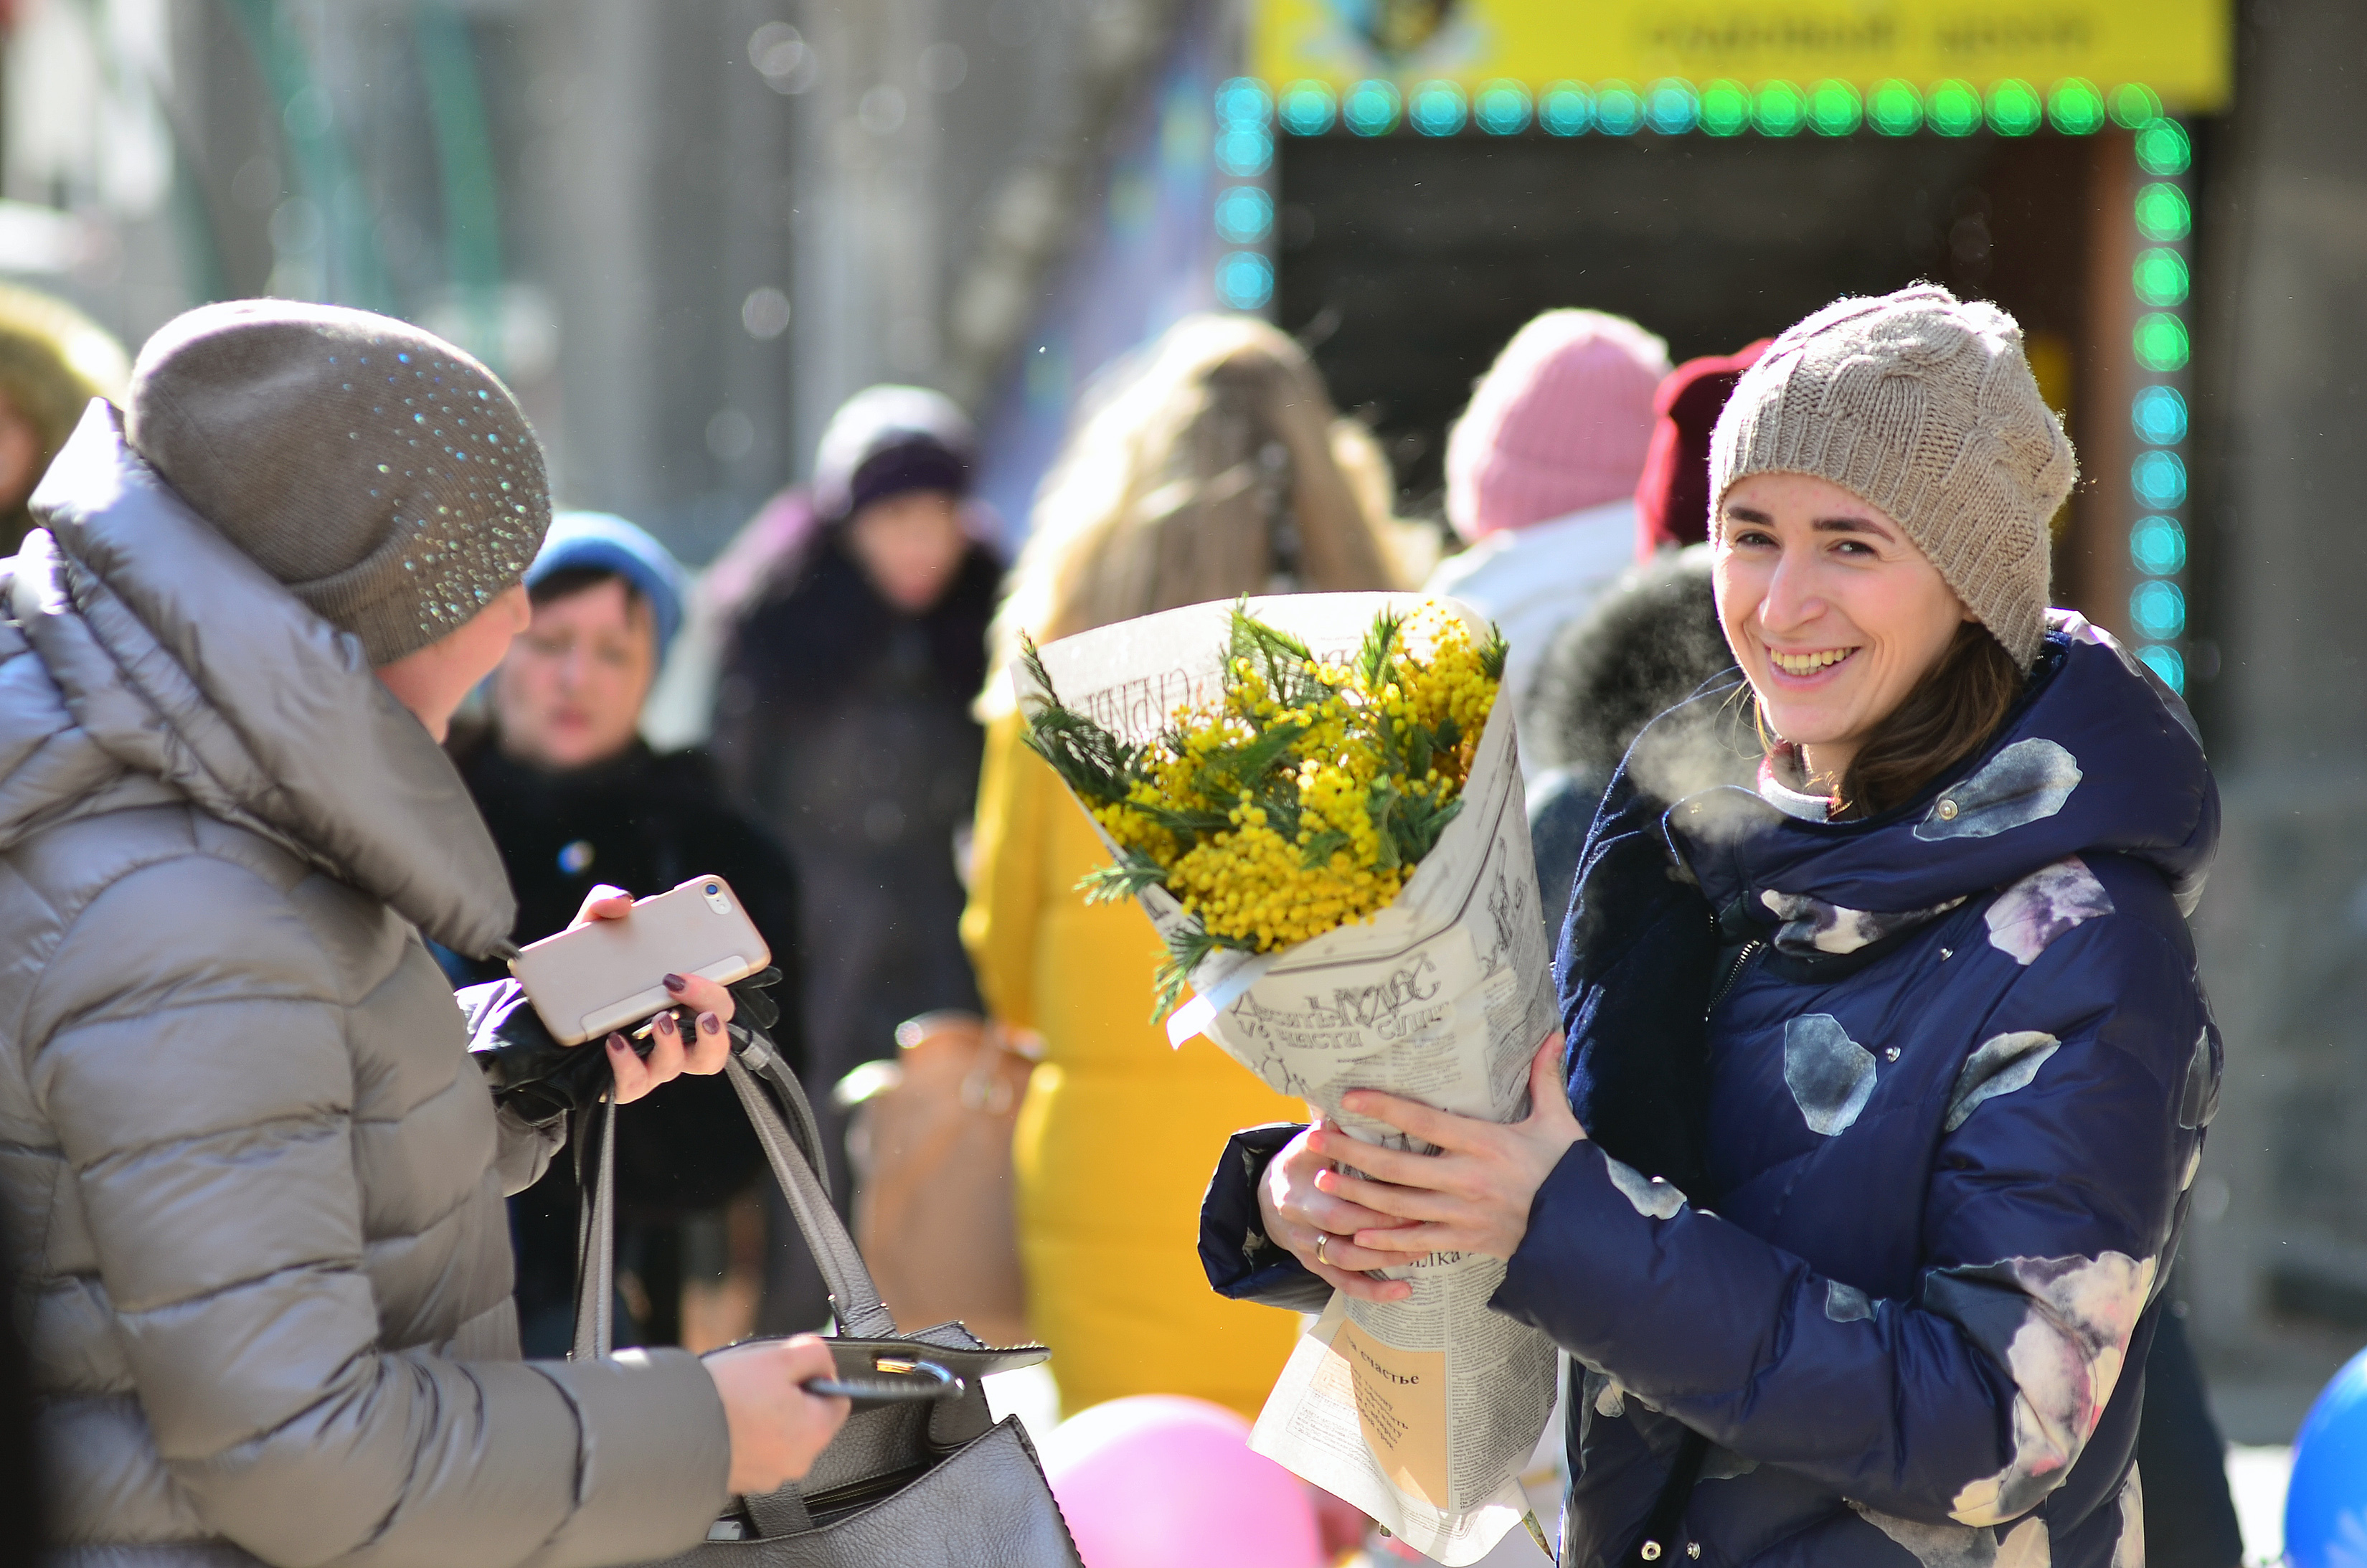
[{"left": 1, "top": 302, "right": 842, "bottom": 1566}]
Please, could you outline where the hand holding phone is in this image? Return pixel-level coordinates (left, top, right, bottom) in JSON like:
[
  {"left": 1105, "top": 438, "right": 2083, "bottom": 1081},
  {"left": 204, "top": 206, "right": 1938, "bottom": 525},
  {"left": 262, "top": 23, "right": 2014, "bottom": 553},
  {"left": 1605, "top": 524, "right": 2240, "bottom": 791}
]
[{"left": 511, "top": 875, "right": 773, "bottom": 1046}]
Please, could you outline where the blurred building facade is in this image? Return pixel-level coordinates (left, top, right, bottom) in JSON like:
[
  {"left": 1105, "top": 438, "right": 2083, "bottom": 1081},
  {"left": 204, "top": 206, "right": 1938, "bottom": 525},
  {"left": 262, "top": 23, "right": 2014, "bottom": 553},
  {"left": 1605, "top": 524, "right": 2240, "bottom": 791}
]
[{"left": 0, "top": 0, "right": 2361, "bottom": 1439}]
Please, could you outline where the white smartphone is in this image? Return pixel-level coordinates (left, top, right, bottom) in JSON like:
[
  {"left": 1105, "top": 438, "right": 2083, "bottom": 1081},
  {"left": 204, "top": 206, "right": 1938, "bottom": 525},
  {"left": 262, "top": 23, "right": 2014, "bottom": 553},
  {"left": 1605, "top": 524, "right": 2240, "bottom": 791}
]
[{"left": 509, "top": 874, "right": 772, "bottom": 1045}]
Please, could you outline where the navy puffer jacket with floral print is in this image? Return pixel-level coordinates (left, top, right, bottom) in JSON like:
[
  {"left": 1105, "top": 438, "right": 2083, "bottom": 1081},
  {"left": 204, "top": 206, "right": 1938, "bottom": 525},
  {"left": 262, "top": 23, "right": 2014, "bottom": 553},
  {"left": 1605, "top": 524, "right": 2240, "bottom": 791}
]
[
  {"left": 1201, "top": 613, "right": 2218, "bottom": 1568},
  {"left": 1499, "top": 613, "right": 2218, "bottom": 1568}
]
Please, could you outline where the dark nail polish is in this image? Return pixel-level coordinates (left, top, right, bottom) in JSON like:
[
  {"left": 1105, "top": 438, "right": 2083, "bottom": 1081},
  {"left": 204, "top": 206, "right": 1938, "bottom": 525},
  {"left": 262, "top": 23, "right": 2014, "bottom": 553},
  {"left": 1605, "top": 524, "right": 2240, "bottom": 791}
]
[
  {"left": 699, "top": 1011, "right": 721, "bottom": 1035},
  {"left": 663, "top": 973, "right": 688, "bottom": 993},
  {"left": 655, "top": 1010, "right": 676, "bottom": 1035},
  {"left": 607, "top": 1033, "right": 627, "bottom": 1052}
]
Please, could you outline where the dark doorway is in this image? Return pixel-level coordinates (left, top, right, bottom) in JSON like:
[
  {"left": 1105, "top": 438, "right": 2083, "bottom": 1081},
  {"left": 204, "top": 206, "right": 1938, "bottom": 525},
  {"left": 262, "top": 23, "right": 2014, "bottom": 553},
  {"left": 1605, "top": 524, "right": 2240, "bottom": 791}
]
[{"left": 1277, "top": 128, "right": 2099, "bottom": 532}]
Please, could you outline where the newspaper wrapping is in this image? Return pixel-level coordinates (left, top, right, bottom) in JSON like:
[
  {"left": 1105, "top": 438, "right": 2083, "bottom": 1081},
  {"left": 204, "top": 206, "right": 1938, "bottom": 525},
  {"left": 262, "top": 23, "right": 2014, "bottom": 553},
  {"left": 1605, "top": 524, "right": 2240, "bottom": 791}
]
[{"left": 1016, "top": 593, "right": 1561, "bottom": 1565}]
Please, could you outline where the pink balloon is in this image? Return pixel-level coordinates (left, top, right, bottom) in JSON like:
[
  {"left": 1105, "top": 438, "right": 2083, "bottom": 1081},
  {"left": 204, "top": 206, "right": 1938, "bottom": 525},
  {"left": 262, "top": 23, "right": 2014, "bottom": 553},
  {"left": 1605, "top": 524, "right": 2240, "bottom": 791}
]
[{"left": 1040, "top": 1395, "right": 1326, "bottom": 1568}]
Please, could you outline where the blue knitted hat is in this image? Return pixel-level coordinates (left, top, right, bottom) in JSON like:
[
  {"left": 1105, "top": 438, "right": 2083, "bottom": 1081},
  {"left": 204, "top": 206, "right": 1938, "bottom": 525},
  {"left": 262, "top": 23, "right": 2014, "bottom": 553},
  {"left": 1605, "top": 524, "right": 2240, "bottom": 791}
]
[{"left": 524, "top": 511, "right": 689, "bottom": 658}]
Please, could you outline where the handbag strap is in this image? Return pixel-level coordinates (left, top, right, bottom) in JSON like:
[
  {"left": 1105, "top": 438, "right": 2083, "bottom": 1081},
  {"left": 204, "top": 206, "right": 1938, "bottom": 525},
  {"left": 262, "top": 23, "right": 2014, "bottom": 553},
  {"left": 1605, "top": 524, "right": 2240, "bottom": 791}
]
[{"left": 571, "top": 1024, "right": 898, "bottom": 1361}]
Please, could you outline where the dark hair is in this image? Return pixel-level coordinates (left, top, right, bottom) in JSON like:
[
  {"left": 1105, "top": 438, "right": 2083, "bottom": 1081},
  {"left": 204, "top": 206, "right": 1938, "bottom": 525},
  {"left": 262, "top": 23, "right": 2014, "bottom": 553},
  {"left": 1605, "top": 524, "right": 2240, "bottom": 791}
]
[
  {"left": 527, "top": 565, "right": 646, "bottom": 615},
  {"left": 1834, "top": 622, "right": 2024, "bottom": 818}
]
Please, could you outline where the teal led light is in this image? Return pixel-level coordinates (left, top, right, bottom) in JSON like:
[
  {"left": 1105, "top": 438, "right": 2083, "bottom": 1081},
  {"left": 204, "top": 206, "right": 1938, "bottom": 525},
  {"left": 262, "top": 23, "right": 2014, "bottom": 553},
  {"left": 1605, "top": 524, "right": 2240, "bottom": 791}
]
[
  {"left": 1987, "top": 79, "right": 2042, "bottom": 136},
  {"left": 1474, "top": 78, "right": 1531, "bottom": 134},
  {"left": 2134, "top": 313, "right": 2191, "bottom": 372},
  {"left": 1277, "top": 80, "right": 1337, "bottom": 136},
  {"left": 2130, "top": 580, "right": 2186, "bottom": 640},
  {"left": 1927, "top": 79, "right": 1981, "bottom": 136},
  {"left": 1754, "top": 80, "right": 1807, "bottom": 136},
  {"left": 1214, "top": 123, "right": 1272, "bottom": 176},
  {"left": 1343, "top": 79, "right": 1401, "bottom": 136},
  {"left": 1808, "top": 79, "right": 1862, "bottom": 136},
  {"left": 2132, "top": 386, "right": 2188, "bottom": 445},
  {"left": 2048, "top": 78, "right": 2106, "bottom": 134},
  {"left": 2132, "top": 450, "right": 2187, "bottom": 509},
  {"left": 1410, "top": 80, "right": 1467, "bottom": 136},
  {"left": 2132, "top": 247, "right": 2188, "bottom": 308},
  {"left": 1595, "top": 80, "right": 1644, "bottom": 136},
  {"left": 1216, "top": 250, "right": 1273, "bottom": 310},
  {"left": 2135, "top": 182, "right": 2191, "bottom": 241},
  {"left": 2131, "top": 515, "right": 2188, "bottom": 575},
  {"left": 1645, "top": 77, "right": 1699, "bottom": 134},
  {"left": 1214, "top": 186, "right": 1274, "bottom": 245},
  {"left": 1215, "top": 77, "right": 1272, "bottom": 126},
  {"left": 2109, "top": 82, "right": 2163, "bottom": 128},
  {"left": 1868, "top": 79, "right": 1922, "bottom": 135},
  {"left": 1539, "top": 80, "right": 1594, "bottom": 135},
  {"left": 1700, "top": 79, "right": 1750, "bottom": 135},
  {"left": 2135, "top": 644, "right": 2186, "bottom": 692},
  {"left": 2136, "top": 118, "right": 2192, "bottom": 176}
]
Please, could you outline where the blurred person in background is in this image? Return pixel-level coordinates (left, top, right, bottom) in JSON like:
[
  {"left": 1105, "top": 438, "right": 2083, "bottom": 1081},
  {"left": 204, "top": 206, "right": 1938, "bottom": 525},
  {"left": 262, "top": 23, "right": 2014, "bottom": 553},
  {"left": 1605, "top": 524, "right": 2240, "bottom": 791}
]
[
  {"left": 4, "top": 301, "right": 841, "bottom": 1567},
  {"left": 964, "top": 313, "right": 1419, "bottom": 1418},
  {"left": 1422, "top": 308, "right": 1669, "bottom": 720},
  {"left": 709, "top": 385, "right": 1003, "bottom": 1333},
  {"left": 0, "top": 283, "right": 129, "bottom": 556},
  {"left": 1523, "top": 343, "right": 1765, "bottom": 937},
  {"left": 1521, "top": 545, "right": 1727, "bottom": 944},
  {"left": 445, "top": 511, "right": 800, "bottom": 1356}
]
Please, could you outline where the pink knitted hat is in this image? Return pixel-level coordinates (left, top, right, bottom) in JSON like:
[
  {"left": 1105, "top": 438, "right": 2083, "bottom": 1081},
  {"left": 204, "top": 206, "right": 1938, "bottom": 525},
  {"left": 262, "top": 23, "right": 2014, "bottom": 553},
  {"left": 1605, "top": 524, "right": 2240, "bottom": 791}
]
[{"left": 1445, "top": 309, "right": 1669, "bottom": 542}]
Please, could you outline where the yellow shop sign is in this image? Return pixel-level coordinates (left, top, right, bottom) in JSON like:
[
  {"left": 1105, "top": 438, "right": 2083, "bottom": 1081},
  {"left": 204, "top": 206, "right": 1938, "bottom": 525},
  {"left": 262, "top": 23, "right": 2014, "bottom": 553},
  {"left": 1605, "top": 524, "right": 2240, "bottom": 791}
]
[{"left": 1253, "top": 0, "right": 2231, "bottom": 110}]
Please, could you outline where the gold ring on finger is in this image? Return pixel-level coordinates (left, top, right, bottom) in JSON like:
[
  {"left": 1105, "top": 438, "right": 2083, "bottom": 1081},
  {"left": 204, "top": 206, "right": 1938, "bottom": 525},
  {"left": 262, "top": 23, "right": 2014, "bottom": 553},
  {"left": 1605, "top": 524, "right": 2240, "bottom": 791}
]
[{"left": 1315, "top": 1234, "right": 1331, "bottom": 1267}]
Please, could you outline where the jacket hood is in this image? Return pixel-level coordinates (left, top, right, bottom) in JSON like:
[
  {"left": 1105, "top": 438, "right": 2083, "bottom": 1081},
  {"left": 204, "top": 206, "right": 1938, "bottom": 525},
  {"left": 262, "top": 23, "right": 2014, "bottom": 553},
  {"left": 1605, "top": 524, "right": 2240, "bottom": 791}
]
[
  {"left": 1671, "top": 612, "right": 2218, "bottom": 938},
  {"left": 3, "top": 401, "right": 515, "bottom": 954}
]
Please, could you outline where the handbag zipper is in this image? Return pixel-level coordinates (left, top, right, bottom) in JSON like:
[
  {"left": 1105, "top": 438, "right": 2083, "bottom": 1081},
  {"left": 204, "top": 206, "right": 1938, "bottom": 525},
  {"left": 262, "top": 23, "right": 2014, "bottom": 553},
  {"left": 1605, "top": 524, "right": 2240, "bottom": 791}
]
[{"left": 1706, "top": 939, "right": 1762, "bottom": 1019}]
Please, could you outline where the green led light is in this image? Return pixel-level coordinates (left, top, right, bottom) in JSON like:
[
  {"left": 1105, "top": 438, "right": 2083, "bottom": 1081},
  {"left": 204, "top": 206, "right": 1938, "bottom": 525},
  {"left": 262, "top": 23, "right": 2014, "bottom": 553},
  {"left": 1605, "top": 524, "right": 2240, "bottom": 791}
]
[
  {"left": 1276, "top": 80, "right": 1337, "bottom": 136},
  {"left": 1700, "top": 79, "right": 1750, "bottom": 136},
  {"left": 2132, "top": 247, "right": 2188, "bottom": 308},
  {"left": 1540, "top": 80, "right": 1594, "bottom": 136},
  {"left": 1868, "top": 79, "right": 1922, "bottom": 135},
  {"left": 2133, "top": 315, "right": 2191, "bottom": 374},
  {"left": 1595, "top": 80, "right": 1644, "bottom": 136},
  {"left": 1927, "top": 79, "right": 1982, "bottom": 136},
  {"left": 2135, "top": 643, "right": 2186, "bottom": 692},
  {"left": 2134, "top": 313, "right": 2190, "bottom": 372},
  {"left": 1216, "top": 77, "right": 1272, "bottom": 127},
  {"left": 1342, "top": 79, "right": 1401, "bottom": 136},
  {"left": 2136, "top": 118, "right": 2192, "bottom": 175},
  {"left": 1987, "top": 79, "right": 2042, "bottom": 136},
  {"left": 1754, "top": 80, "right": 1807, "bottom": 136},
  {"left": 2130, "top": 580, "right": 2186, "bottom": 641},
  {"left": 2132, "top": 386, "right": 2188, "bottom": 445},
  {"left": 1473, "top": 79, "right": 1531, "bottom": 135},
  {"left": 1645, "top": 77, "right": 1700, "bottom": 135},
  {"left": 2135, "top": 182, "right": 2191, "bottom": 242},
  {"left": 2109, "top": 82, "right": 2163, "bottom": 128},
  {"left": 1409, "top": 79, "right": 1467, "bottom": 136},
  {"left": 2131, "top": 514, "right": 2188, "bottom": 575},
  {"left": 2049, "top": 77, "right": 2105, "bottom": 134},
  {"left": 1808, "top": 79, "right": 1861, "bottom": 136}
]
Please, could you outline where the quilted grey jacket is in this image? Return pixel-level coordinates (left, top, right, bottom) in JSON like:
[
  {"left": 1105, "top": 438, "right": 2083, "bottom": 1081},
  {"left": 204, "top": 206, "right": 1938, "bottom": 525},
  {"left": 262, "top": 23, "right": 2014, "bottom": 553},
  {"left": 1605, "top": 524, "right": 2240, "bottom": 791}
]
[{"left": 1, "top": 405, "right": 730, "bottom": 1566}]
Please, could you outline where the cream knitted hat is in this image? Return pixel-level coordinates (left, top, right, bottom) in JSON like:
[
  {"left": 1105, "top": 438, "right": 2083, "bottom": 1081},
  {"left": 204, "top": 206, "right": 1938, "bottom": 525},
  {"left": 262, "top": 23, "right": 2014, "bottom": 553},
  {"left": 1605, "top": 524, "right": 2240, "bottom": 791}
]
[{"left": 1707, "top": 285, "right": 2074, "bottom": 669}]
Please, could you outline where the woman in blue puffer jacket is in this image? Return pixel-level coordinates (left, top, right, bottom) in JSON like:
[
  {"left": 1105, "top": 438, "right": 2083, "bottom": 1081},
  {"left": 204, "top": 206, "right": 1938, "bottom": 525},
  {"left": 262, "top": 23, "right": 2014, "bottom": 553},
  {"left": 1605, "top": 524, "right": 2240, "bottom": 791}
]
[{"left": 1200, "top": 285, "right": 2219, "bottom": 1568}]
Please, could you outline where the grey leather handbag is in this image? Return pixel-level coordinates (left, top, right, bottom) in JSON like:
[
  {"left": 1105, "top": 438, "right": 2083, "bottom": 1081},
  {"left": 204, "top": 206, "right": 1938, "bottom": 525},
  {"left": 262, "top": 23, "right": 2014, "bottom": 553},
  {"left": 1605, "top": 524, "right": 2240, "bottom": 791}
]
[{"left": 571, "top": 1026, "right": 1083, "bottom": 1566}]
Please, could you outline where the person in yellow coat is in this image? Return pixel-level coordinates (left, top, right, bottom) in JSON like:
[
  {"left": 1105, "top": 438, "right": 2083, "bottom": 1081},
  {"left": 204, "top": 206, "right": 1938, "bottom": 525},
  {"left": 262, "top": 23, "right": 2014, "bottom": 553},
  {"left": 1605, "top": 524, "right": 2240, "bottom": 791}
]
[{"left": 963, "top": 316, "right": 1430, "bottom": 1420}]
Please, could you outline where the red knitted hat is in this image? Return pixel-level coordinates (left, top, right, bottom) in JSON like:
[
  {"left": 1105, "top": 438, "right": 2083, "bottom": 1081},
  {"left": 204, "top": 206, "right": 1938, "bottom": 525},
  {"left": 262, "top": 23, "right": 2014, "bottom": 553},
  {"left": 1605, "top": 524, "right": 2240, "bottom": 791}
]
[
  {"left": 1444, "top": 310, "right": 1667, "bottom": 542},
  {"left": 1633, "top": 339, "right": 1770, "bottom": 559}
]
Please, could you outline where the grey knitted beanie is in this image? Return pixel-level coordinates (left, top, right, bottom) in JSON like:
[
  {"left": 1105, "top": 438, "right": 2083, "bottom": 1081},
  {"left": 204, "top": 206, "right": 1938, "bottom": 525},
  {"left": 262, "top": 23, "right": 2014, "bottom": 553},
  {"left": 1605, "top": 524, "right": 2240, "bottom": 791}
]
[
  {"left": 126, "top": 300, "right": 549, "bottom": 666},
  {"left": 1707, "top": 284, "right": 2074, "bottom": 669}
]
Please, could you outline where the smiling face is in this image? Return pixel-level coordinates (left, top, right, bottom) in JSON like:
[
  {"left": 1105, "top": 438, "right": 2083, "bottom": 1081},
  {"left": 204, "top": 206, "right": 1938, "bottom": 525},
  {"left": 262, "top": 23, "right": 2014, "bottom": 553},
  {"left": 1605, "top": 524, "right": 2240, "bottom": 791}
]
[
  {"left": 1714, "top": 472, "right": 1972, "bottom": 786},
  {"left": 493, "top": 575, "right": 657, "bottom": 770}
]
